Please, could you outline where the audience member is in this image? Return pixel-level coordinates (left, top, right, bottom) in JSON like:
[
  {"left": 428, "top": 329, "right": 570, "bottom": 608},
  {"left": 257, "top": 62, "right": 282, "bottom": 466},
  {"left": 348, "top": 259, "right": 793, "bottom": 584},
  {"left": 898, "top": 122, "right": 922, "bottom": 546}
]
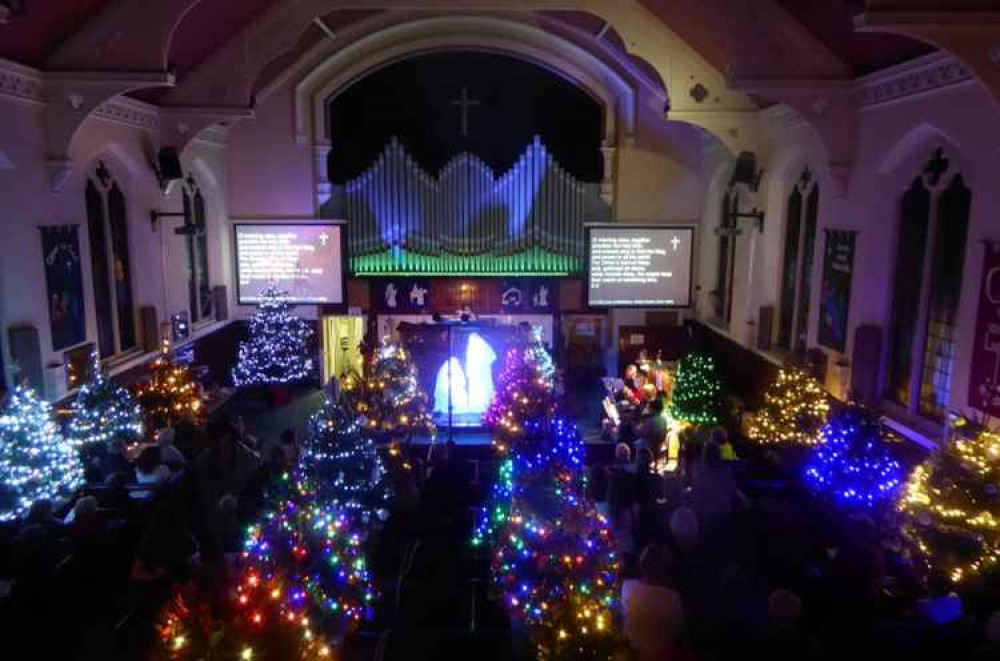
[
  {"left": 104, "top": 439, "right": 132, "bottom": 478},
  {"left": 26, "top": 498, "right": 64, "bottom": 535},
  {"left": 636, "top": 398, "right": 667, "bottom": 453},
  {"left": 632, "top": 447, "right": 659, "bottom": 551},
  {"left": 917, "top": 571, "right": 964, "bottom": 626},
  {"left": 708, "top": 426, "right": 737, "bottom": 461},
  {"left": 133, "top": 446, "right": 171, "bottom": 499},
  {"left": 622, "top": 544, "right": 685, "bottom": 660},
  {"left": 278, "top": 428, "right": 299, "bottom": 467},
  {"left": 606, "top": 443, "right": 635, "bottom": 555},
  {"left": 692, "top": 440, "right": 738, "bottom": 533},
  {"left": 669, "top": 506, "right": 699, "bottom": 553},
  {"left": 156, "top": 428, "right": 186, "bottom": 470},
  {"left": 759, "top": 589, "right": 817, "bottom": 659}
]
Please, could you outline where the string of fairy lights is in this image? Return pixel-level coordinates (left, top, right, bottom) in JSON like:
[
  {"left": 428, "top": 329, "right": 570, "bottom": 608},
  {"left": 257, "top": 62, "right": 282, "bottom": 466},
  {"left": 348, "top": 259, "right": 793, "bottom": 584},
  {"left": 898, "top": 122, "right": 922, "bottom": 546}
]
[{"left": 668, "top": 352, "right": 722, "bottom": 427}]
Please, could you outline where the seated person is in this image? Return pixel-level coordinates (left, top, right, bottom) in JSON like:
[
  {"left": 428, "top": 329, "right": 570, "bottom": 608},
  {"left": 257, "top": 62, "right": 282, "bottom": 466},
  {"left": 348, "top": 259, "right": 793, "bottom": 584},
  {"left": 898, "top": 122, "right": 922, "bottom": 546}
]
[
  {"left": 155, "top": 427, "right": 186, "bottom": 469},
  {"left": 918, "top": 571, "right": 964, "bottom": 626},
  {"left": 620, "top": 364, "right": 643, "bottom": 406},
  {"left": 132, "top": 446, "right": 171, "bottom": 499},
  {"left": 622, "top": 544, "right": 685, "bottom": 660},
  {"left": 708, "top": 426, "right": 738, "bottom": 461}
]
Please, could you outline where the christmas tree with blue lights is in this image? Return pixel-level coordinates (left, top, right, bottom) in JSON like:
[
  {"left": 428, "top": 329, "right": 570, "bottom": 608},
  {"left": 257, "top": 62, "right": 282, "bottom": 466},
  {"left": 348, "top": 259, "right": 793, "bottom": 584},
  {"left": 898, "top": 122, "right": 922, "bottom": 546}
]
[
  {"left": 232, "top": 285, "right": 314, "bottom": 387},
  {"left": 0, "top": 387, "right": 85, "bottom": 522},
  {"left": 67, "top": 351, "right": 143, "bottom": 448},
  {"left": 803, "top": 403, "right": 903, "bottom": 508}
]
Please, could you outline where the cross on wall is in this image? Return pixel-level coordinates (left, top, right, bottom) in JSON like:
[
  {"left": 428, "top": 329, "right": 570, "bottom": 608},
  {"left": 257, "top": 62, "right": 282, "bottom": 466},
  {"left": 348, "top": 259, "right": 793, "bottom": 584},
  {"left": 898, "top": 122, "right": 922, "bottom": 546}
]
[{"left": 450, "top": 87, "right": 480, "bottom": 137}]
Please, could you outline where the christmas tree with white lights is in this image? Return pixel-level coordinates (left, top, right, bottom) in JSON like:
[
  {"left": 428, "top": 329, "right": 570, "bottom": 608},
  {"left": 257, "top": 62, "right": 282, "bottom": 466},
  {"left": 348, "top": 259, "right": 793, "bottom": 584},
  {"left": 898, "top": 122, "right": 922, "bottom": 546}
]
[
  {"left": 302, "top": 398, "right": 390, "bottom": 524},
  {"left": 341, "top": 341, "right": 435, "bottom": 444},
  {"left": 748, "top": 367, "right": 829, "bottom": 446},
  {"left": 0, "top": 387, "right": 85, "bottom": 521},
  {"left": 67, "top": 351, "right": 143, "bottom": 447},
  {"left": 232, "top": 285, "right": 314, "bottom": 387}
]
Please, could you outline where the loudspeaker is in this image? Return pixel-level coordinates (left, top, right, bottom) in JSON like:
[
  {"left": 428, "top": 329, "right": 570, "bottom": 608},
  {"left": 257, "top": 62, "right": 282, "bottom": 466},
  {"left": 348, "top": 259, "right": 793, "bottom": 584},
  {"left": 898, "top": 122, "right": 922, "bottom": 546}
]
[
  {"left": 558, "top": 279, "right": 583, "bottom": 312},
  {"left": 8, "top": 325, "right": 42, "bottom": 392},
  {"left": 157, "top": 147, "right": 183, "bottom": 183},
  {"left": 731, "top": 151, "right": 760, "bottom": 189},
  {"left": 851, "top": 324, "right": 882, "bottom": 406},
  {"left": 140, "top": 306, "right": 159, "bottom": 352},
  {"left": 757, "top": 305, "right": 774, "bottom": 351},
  {"left": 212, "top": 285, "right": 229, "bottom": 321}
]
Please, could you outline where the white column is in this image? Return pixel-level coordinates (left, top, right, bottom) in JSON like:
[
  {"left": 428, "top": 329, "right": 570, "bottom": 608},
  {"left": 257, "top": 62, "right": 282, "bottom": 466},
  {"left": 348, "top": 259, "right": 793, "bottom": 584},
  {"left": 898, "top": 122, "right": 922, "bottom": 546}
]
[
  {"left": 314, "top": 141, "right": 333, "bottom": 210},
  {"left": 599, "top": 143, "right": 617, "bottom": 210}
]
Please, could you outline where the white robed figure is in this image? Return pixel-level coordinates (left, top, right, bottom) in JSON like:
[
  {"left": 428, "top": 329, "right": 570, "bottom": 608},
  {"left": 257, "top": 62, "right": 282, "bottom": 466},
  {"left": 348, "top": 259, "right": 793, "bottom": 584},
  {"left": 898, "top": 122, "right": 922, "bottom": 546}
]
[
  {"left": 433, "top": 357, "right": 469, "bottom": 417},
  {"left": 464, "top": 332, "right": 497, "bottom": 414}
]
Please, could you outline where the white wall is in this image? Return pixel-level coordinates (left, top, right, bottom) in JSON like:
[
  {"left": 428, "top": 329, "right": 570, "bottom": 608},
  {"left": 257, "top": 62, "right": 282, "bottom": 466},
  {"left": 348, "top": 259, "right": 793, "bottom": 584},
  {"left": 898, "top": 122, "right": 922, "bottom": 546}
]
[
  {"left": 695, "top": 63, "right": 1000, "bottom": 436},
  {"left": 0, "top": 92, "right": 232, "bottom": 395}
]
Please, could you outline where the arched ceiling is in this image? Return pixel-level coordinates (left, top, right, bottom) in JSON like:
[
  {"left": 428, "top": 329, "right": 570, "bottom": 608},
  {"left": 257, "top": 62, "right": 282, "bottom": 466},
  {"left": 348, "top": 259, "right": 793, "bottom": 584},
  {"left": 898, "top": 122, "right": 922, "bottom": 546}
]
[{"left": 0, "top": 1, "right": 936, "bottom": 82}]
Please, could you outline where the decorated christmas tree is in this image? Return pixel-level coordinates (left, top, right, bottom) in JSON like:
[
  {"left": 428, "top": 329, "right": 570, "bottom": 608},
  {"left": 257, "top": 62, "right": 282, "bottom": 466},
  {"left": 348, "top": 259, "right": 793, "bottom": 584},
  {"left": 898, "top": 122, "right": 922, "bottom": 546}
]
[
  {"left": 669, "top": 352, "right": 723, "bottom": 427},
  {"left": 134, "top": 340, "right": 203, "bottom": 431},
  {"left": 803, "top": 403, "right": 903, "bottom": 508},
  {"left": 155, "top": 573, "right": 336, "bottom": 661},
  {"left": 488, "top": 418, "right": 621, "bottom": 660},
  {"left": 232, "top": 285, "right": 314, "bottom": 387},
  {"left": 154, "top": 406, "right": 380, "bottom": 660},
  {"left": 66, "top": 351, "right": 143, "bottom": 448},
  {"left": 301, "top": 398, "right": 390, "bottom": 524},
  {"left": 484, "top": 335, "right": 557, "bottom": 455},
  {"left": 0, "top": 387, "right": 85, "bottom": 521},
  {"left": 748, "top": 367, "right": 829, "bottom": 445},
  {"left": 898, "top": 429, "right": 1000, "bottom": 583},
  {"left": 341, "top": 341, "right": 435, "bottom": 444}
]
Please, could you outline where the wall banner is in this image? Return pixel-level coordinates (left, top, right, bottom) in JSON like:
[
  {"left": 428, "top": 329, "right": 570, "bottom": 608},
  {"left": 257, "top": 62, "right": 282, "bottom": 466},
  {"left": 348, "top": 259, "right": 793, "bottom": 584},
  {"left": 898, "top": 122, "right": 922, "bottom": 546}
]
[
  {"left": 817, "top": 229, "right": 856, "bottom": 353},
  {"left": 968, "top": 241, "right": 1000, "bottom": 417},
  {"left": 39, "top": 225, "right": 86, "bottom": 351}
]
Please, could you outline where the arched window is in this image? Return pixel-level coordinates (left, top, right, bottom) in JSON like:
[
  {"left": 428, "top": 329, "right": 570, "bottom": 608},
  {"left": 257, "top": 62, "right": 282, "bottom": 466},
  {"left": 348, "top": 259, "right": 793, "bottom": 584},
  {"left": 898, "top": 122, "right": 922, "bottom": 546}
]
[
  {"left": 85, "top": 161, "right": 136, "bottom": 358},
  {"left": 777, "top": 167, "right": 819, "bottom": 354},
  {"left": 183, "top": 174, "right": 213, "bottom": 323},
  {"left": 886, "top": 148, "right": 971, "bottom": 420},
  {"left": 712, "top": 184, "right": 738, "bottom": 324}
]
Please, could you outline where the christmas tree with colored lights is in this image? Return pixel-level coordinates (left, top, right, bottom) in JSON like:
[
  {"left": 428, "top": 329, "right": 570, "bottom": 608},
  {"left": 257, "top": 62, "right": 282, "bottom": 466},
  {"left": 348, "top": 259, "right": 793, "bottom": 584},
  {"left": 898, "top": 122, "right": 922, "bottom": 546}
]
[
  {"left": 154, "top": 406, "right": 379, "bottom": 660},
  {"left": 669, "top": 352, "right": 723, "bottom": 427},
  {"left": 484, "top": 335, "right": 557, "bottom": 455},
  {"left": 302, "top": 398, "right": 390, "bottom": 524},
  {"left": 489, "top": 418, "right": 622, "bottom": 660},
  {"left": 66, "top": 351, "right": 143, "bottom": 448},
  {"left": 898, "top": 428, "right": 1000, "bottom": 583},
  {"left": 341, "top": 341, "right": 435, "bottom": 444},
  {"left": 134, "top": 341, "right": 203, "bottom": 431},
  {"left": 748, "top": 367, "right": 829, "bottom": 445},
  {"left": 0, "top": 387, "right": 85, "bottom": 522},
  {"left": 154, "top": 573, "right": 337, "bottom": 661},
  {"left": 232, "top": 285, "right": 314, "bottom": 387},
  {"left": 803, "top": 403, "right": 902, "bottom": 508}
]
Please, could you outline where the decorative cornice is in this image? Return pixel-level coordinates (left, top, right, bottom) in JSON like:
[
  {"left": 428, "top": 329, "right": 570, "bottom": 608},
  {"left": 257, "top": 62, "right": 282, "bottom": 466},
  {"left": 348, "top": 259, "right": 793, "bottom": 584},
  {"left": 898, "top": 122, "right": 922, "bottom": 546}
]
[
  {"left": 854, "top": 51, "right": 975, "bottom": 109},
  {"left": 0, "top": 58, "right": 43, "bottom": 103},
  {"left": 761, "top": 104, "right": 806, "bottom": 131},
  {"left": 92, "top": 96, "right": 160, "bottom": 131}
]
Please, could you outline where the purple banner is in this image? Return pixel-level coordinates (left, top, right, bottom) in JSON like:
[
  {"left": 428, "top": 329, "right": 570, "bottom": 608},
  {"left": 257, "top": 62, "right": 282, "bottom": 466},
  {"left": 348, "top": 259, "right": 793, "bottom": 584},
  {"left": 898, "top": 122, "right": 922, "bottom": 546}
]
[{"left": 968, "top": 242, "right": 1000, "bottom": 417}]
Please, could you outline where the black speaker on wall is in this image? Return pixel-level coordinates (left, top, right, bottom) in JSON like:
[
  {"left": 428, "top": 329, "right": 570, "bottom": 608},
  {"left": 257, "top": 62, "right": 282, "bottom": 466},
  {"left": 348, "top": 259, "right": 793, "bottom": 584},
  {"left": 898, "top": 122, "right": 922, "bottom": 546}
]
[
  {"left": 8, "top": 325, "right": 42, "bottom": 392},
  {"left": 213, "top": 285, "right": 229, "bottom": 321},
  {"left": 156, "top": 147, "right": 183, "bottom": 184}
]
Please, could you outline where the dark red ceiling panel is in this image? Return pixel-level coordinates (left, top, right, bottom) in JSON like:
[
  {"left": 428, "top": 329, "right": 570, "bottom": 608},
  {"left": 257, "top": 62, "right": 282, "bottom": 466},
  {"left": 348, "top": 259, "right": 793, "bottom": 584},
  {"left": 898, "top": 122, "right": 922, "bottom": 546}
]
[{"left": 0, "top": 0, "right": 115, "bottom": 67}]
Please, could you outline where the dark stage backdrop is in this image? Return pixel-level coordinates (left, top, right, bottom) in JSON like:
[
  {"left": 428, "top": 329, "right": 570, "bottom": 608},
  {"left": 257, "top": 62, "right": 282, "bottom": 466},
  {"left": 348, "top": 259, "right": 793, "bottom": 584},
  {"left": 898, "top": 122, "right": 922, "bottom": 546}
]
[{"left": 328, "top": 51, "right": 603, "bottom": 183}]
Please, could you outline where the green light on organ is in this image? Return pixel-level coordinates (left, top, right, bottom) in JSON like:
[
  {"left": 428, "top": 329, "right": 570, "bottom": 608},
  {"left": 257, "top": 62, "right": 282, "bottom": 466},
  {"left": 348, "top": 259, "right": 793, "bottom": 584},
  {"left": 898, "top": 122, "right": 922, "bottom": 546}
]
[{"left": 351, "top": 247, "right": 581, "bottom": 276}]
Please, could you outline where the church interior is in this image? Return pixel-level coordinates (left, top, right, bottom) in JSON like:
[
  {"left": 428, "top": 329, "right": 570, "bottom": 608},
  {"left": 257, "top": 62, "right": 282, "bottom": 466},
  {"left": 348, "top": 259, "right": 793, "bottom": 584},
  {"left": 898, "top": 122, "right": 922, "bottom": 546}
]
[{"left": 2, "top": 1, "right": 1000, "bottom": 659}]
